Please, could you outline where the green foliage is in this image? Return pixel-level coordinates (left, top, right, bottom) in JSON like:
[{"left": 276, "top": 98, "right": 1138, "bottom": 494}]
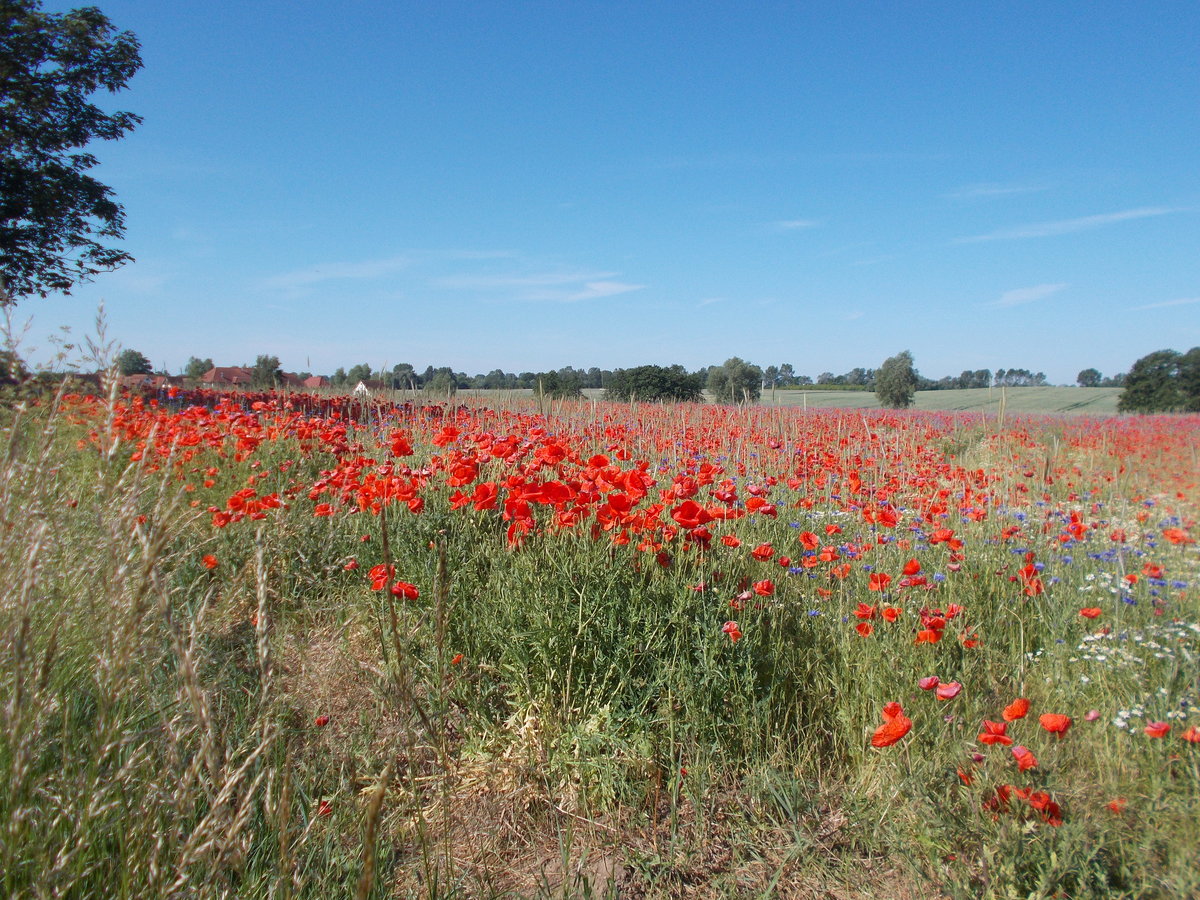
[
  {"left": 113, "top": 348, "right": 151, "bottom": 376},
  {"left": 0, "top": 0, "right": 143, "bottom": 302},
  {"left": 425, "top": 369, "right": 457, "bottom": 396},
  {"left": 534, "top": 369, "right": 582, "bottom": 399},
  {"left": 875, "top": 350, "right": 918, "bottom": 408},
  {"left": 0, "top": 349, "right": 28, "bottom": 385},
  {"left": 605, "top": 364, "right": 704, "bottom": 402},
  {"left": 1118, "top": 348, "right": 1200, "bottom": 413},
  {"left": 250, "top": 354, "right": 281, "bottom": 388},
  {"left": 183, "top": 356, "right": 213, "bottom": 380},
  {"left": 1077, "top": 367, "right": 1103, "bottom": 388},
  {"left": 707, "top": 357, "right": 762, "bottom": 404},
  {"left": 344, "top": 362, "right": 372, "bottom": 385}
]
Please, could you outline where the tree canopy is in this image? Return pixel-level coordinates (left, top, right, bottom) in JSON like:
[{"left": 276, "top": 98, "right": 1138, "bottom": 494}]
[
  {"left": 184, "top": 356, "right": 214, "bottom": 380},
  {"left": 605, "top": 364, "right": 703, "bottom": 403},
  {"left": 707, "top": 357, "right": 762, "bottom": 404},
  {"left": 875, "top": 351, "right": 918, "bottom": 408},
  {"left": 1118, "top": 348, "right": 1200, "bottom": 413},
  {"left": 251, "top": 355, "right": 281, "bottom": 388},
  {"left": 1, "top": 0, "right": 143, "bottom": 302},
  {"left": 114, "top": 348, "right": 150, "bottom": 376}
]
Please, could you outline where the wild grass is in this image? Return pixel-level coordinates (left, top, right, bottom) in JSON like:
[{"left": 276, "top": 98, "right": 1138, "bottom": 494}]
[{"left": 0, "top": 380, "right": 1196, "bottom": 898}]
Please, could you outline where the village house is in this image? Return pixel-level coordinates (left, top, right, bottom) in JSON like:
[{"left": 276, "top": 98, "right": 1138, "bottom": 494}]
[{"left": 199, "top": 366, "right": 254, "bottom": 387}]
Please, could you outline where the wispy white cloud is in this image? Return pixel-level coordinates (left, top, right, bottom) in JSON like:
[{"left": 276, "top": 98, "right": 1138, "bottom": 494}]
[
  {"left": 555, "top": 281, "right": 644, "bottom": 303},
  {"left": 263, "top": 256, "right": 412, "bottom": 290},
  {"left": 990, "top": 283, "right": 1068, "bottom": 308},
  {"left": 773, "top": 219, "right": 819, "bottom": 230},
  {"left": 434, "top": 269, "right": 645, "bottom": 303},
  {"left": 697, "top": 297, "right": 724, "bottom": 307},
  {"left": 956, "top": 207, "right": 1177, "bottom": 243},
  {"left": 945, "top": 182, "right": 1049, "bottom": 200},
  {"left": 431, "top": 270, "right": 612, "bottom": 291},
  {"left": 843, "top": 310, "right": 864, "bottom": 320},
  {"left": 1130, "top": 296, "right": 1200, "bottom": 311}
]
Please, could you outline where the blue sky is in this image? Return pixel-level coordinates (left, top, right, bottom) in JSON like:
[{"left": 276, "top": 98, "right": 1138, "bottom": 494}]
[{"left": 19, "top": 0, "right": 1200, "bottom": 383}]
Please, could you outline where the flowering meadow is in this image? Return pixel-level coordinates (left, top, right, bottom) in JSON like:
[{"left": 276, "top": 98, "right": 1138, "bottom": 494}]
[{"left": 1, "top": 382, "right": 1198, "bottom": 898}]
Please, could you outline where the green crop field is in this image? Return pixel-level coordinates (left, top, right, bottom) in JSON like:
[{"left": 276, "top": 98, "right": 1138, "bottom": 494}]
[
  {"left": 458, "top": 387, "right": 1126, "bottom": 416},
  {"left": 760, "top": 386, "right": 1124, "bottom": 415}
]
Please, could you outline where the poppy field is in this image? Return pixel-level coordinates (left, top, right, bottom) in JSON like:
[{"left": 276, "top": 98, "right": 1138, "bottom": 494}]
[{"left": 1, "top": 383, "right": 1198, "bottom": 898}]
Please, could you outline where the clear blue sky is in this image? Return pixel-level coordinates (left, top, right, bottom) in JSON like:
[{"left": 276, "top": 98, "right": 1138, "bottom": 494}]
[{"left": 20, "top": 0, "right": 1200, "bottom": 383}]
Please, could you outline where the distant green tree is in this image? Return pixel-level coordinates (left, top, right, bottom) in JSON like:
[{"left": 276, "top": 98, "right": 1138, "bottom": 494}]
[
  {"left": 1076, "top": 368, "right": 1103, "bottom": 388},
  {"left": 1118, "top": 348, "right": 1200, "bottom": 413},
  {"left": 331, "top": 366, "right": 347, "bottom": 386},
  {"left": 425, "top": 369, "right": 457, "bottom": 397},
  {"left": 1179, "top": 348, "right": 1200, "bottom": 411},
  {"left": 605, "top": 364, "right": 704, "bottom": 402},
  {"left": 114, "top": 348, "right": 151, "bottom": 375},
  {"left": 184, "top": 356, "right": 214, "bottom": 380},
  {"left": 389, "top": 363, "right": 418, "bottom": 390},
  {"left": 875, "top": 350, "right": 918, "bottom": 408},
  {"left": 345, "top": 363, "right": 372, "bottom": 384},
  {"left": 251, "top": 354, "right": 281, "bottom": 388},
  {"left": 707, "top": 357, "right": 762, "bottom": 404},
  {"left": 1118, "top": 350, "right": 1182, "bottom": 412},
  {"left": 534, "top": 370, "right": 582, "bottom": 399}
]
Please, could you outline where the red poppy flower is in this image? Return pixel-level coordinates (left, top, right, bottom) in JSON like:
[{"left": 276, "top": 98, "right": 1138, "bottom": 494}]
[
  {"left": 868, "top": 572, "right": 892, "bottom": 592},
  {"left": 935, "top": 681, "right": 962, "bottom": 701},
  {"left": 1162, "top": 527, "right": 1193, "bottom": 545},
  {"left": 1002, "top": 698, "right": 1030, "bottom": 721},
  {"left": 1180, "top": 725, "right": 1200, "bottom": 743},
  {"left": 314, "top": 714, "right": 330, "bottom": 727},
  {"left": 1144, "top": 721, "right": 1170, "bottom": 738},
  {"left": 902, "top": 558, "right": 921, "bottom": 576},
  {"left": 918, "top": 676, "right": 939, "bottom": 691},
  {"left": 722, "top": 621, "right": 742, "bottom": 643},
  {"left": 202, "top": 554, "right": 219, "bottom": 570},
  {"left": 753, "top": 579, "right": 774, "bottom": 596},
  {"left": 871, "top": 702, "right": 912, "bottom": 747},
  {"left": 853, "top": 602, "right": 877, "bottom": 620},
  {"left": 1079, "top": 607, "right": 1102, "bottom": 619},
  {"left": 390, "top": 581, "right": 419, "bottom": 600},
  {"left": 1039, "top": 713, "right": 1072, "bottom": 738},
  {"left": 882, "top": 606, "right": 901, "bottom": 623},
  {"left": 368, "top": 564, "right": 394, "bottom": 591},
  {"left": 978, "top": 720, "right": 1013, "bottom": 746},
  {"left": 751, "top": 543, "right": 774, "bottom": 561},
  {"left": 1012, "top": 745, "right": 1038, "bottom": 772}
]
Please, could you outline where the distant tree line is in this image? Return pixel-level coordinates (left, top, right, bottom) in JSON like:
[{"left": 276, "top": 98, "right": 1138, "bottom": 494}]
[
  {"left": 114, "top": 353, "right": 1138, "bottom": 395},
  {"left": 18, "top": 345, "right": 1176, "bottom": 412}
]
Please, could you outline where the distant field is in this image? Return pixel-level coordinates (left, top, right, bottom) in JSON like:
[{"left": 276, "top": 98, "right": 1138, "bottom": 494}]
[
  {"left": 761, "top": 385, "right": 1124, "bottom": 414},
  {"left": 454, "top": 386, "right": 1125, "bottom": 415}
]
